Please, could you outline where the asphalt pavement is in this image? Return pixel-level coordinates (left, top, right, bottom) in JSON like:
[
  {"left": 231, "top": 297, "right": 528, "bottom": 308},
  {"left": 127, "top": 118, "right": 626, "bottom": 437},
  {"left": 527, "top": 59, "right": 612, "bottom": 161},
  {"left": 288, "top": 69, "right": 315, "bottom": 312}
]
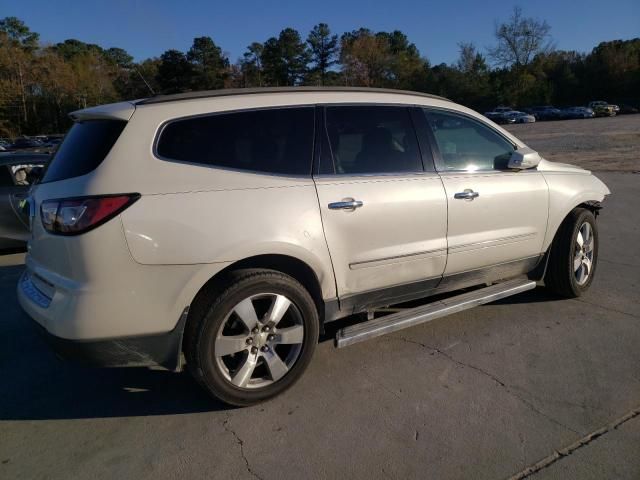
[{"left": 1, "top": 172, "right": 638, "bottom": 480}]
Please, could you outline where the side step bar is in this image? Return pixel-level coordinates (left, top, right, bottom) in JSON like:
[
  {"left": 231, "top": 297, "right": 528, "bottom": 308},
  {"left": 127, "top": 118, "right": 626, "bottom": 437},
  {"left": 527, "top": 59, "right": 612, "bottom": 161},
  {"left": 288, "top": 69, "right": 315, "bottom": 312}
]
[{"left": 335, "top": 278, "right": 536, "bottom": 348}]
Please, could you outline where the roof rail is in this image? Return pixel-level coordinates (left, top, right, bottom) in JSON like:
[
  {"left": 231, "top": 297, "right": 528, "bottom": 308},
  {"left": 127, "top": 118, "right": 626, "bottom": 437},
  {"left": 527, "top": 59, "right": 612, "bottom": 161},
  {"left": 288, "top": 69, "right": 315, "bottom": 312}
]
[{"left": 136, "top": 86, "right": 450, "bottom": 106}]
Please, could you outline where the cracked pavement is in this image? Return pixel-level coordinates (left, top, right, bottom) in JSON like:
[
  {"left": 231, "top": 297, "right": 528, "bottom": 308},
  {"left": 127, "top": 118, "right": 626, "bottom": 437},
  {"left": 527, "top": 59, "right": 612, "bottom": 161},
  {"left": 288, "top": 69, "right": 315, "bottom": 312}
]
[{"left": 1, "top": 172, "right": 639, "bottom": 479}]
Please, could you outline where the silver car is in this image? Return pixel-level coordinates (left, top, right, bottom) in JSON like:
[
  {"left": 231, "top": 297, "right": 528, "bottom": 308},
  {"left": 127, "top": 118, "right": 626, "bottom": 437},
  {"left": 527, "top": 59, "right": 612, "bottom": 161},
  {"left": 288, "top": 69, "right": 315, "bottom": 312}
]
[
  {"left": 17, "top": 87, "right": 610, "bottom": 406},
  {"left": 0, "top": 153, "right": 48, "bottom": 250}
]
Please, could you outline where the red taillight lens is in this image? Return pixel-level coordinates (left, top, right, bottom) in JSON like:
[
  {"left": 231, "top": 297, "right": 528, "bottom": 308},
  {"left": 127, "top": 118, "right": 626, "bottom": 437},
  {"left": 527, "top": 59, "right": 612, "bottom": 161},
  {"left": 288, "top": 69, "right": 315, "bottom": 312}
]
[{"left": 40, "top": 194, "right": 140, "bottom": 235}]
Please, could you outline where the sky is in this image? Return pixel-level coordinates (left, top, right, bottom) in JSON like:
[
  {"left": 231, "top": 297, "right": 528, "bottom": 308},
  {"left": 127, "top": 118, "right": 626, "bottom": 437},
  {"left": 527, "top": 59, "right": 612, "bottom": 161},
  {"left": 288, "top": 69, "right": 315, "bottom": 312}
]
[{"left": 1, "top": 0, "right": 638, "bottom": 65}]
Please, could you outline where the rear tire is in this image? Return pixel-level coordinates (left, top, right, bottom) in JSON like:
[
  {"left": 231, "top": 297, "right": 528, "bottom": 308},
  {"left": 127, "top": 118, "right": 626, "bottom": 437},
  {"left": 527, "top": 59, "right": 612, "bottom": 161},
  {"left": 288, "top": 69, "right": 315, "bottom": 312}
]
[
  {"left": 544, "top": 208, "right": 598, "bottom": 298},
  {"left": 185, "top": 269, "right": 319, "bottom": 406}
]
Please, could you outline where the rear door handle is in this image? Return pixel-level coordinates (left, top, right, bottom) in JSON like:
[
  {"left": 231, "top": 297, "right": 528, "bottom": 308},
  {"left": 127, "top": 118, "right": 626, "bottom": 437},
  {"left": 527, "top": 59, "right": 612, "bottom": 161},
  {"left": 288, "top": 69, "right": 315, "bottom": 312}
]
[
  {"left": 328, "top": 199, "right": 364, "bottom": 211},
  {"left": 454, "top": 189, "right": 479, "bottom": 200}
]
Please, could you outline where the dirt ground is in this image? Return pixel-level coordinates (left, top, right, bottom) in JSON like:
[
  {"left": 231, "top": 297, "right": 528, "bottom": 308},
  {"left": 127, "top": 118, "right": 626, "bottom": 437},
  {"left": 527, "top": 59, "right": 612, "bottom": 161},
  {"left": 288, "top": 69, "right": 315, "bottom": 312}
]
[{"left": 504, "top": 115, "right": 640, "bottom": 172}]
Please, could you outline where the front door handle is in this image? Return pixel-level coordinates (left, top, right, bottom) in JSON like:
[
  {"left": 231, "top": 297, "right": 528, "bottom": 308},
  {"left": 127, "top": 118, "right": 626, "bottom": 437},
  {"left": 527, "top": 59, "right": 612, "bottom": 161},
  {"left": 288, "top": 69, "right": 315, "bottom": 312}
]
[
  {"left": 328, "top": 199, "right": 364, "bottom": 211},
  {"left": 454, "top": 189, "right": 479, "bottom": 200}
]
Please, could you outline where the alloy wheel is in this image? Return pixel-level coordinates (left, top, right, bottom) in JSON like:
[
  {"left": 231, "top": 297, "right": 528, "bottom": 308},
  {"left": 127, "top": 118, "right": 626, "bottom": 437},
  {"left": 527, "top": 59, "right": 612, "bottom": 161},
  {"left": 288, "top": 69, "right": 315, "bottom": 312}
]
[
  {"left": 214, "top": 293, "right": 304, "bottom": 389},
  {"left": 574, "top": 222, "right": 594, "bottom": 285}
]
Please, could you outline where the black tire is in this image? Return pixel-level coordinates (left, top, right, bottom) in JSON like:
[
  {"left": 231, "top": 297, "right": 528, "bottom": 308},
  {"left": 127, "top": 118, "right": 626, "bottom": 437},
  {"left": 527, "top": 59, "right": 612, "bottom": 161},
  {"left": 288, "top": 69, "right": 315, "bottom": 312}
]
[
  {"left": 185, "top": 269, "right": 319, "bottom": 406},
  {"left": 544, "top": 208, "right": 598, "bottom": 298}
]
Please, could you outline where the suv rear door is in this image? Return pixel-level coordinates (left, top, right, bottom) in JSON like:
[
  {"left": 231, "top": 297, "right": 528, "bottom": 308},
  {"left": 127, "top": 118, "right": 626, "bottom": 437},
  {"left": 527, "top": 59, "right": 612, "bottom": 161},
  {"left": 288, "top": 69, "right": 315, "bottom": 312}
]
[
  {"left": 418, "top": 108, "right": 548, "bottom": 282},
  {"left": 313, "top": 105, "right": 448, "bottom": 311}
]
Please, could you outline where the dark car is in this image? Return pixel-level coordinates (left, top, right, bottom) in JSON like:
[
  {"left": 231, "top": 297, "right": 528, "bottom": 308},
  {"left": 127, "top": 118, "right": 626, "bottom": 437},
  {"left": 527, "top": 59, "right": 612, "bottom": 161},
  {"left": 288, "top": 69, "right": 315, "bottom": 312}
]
[
  {"left": 525, "top": 106, "right": 562, "bottom": 121},
  {"left": 9, "top": 137, "right": 44, "bottom": 150},
  {"left": 560, "top": 107, "right": 595, "bottom": 119},
  {"left": 0, "top": 152, "right": 49, "bottom": 251}
]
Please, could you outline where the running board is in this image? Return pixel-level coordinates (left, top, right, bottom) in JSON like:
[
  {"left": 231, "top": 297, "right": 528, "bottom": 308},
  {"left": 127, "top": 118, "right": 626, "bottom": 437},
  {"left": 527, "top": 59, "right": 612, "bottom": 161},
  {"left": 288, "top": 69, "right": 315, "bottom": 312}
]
[{"left": 335, "top": 278, "right": 536, "bottom": 348}]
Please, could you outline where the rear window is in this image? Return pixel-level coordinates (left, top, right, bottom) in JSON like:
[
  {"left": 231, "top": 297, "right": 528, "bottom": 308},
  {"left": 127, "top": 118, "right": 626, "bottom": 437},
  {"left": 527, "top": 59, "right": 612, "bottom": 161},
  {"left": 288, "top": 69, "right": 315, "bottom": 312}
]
[
  {"left": 42, "top": 120, "right": 126, "bottom": 183},
  {"left": 156, "top": 107, "right": 315, "bottom": 176}
]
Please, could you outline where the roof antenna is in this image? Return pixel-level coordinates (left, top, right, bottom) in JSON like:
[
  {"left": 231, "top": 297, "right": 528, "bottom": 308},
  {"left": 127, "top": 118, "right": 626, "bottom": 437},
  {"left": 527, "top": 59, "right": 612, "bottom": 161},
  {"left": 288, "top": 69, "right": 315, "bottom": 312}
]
[{"left": 133, "top": 66, "right": 155, "bottom": 96}]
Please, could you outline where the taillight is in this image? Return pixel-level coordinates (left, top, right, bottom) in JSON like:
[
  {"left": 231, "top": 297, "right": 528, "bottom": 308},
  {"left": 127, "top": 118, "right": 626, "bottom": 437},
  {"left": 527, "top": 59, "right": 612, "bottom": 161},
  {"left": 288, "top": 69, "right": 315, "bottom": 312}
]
[{"left": 40, "top": 194, "right": 140, "bottom": 235}]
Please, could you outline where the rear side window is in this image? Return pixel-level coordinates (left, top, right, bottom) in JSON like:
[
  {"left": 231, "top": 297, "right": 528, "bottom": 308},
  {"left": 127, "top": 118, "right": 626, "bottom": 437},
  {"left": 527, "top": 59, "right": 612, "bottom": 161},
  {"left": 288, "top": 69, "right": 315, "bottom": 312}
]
[
  {"left": 42, "top": 120, "right": 126, "bottom": 183},
  {"left": 156, "top": 108, "right": 315, "bottom": 176},
  {"left": 323, "top": 106, "right": 422, "bottom": 175}
]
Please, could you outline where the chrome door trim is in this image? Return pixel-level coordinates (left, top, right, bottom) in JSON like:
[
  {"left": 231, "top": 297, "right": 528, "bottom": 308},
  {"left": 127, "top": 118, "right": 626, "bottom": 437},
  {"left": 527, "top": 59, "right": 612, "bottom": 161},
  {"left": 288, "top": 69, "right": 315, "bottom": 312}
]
[
  {"left": 349, "top": 247, "right": 447, "bottom": 270},
  {"left": 448, "top": 232, "right": 537, "bottom": 254}
]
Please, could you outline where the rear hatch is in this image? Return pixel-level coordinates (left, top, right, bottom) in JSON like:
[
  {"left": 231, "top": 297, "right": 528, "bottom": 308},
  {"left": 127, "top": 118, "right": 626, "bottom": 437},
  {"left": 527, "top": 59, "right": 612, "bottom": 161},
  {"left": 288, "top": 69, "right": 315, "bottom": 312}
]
[{"left": 28, "top": 102, "right": 135, "bottom": 278}]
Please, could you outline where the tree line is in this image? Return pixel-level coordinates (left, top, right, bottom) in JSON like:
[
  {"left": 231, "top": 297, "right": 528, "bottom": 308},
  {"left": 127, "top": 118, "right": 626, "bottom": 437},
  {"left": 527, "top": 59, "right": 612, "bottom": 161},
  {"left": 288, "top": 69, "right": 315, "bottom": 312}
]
[{"left": 0, "top": 7, "right": 638, "bottom": 136}]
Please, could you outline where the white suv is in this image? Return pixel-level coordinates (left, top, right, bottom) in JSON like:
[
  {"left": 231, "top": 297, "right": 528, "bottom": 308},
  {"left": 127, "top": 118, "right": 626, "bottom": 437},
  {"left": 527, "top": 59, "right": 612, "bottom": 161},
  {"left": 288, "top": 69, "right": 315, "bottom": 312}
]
[{"left": 18, "top": 87, "right": 610, "bottom": 406}]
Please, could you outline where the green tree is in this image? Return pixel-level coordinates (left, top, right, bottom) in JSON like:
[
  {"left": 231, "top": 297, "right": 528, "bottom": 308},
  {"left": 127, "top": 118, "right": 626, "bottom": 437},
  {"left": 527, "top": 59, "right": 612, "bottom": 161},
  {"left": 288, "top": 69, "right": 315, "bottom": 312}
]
[
  {"left": 187, "top": 36, "right": 229, "bottom": 90},
  {"left": 306, "top": 23, "right": 338, "bottom": 85},
  {"left": 0, "top": 16, "right": 39, "bottom": 50},
  {"left": 261, "top": 28, "right": 309, "bottom": 86},
  {"left": 584, "top": 39, "right": 640, "bottom": 104},
  {"left": 340, "top": 29, "right": 390, "bottom": 86},
  {"left": 114, "top": 58, "right": 160, "bottom": 99},
  {"left": 104, "top": 47, "right": 134, "bottom": 68},
  {"left": 156, "top": 49, "right": 193, "bottom": 94},
  {"left": 453, "top": 42, "right": 491, "bottom": 108},
  {"left": 240, "top": 42, "right": 264, "bottom": 87},
  {"left": 340, "top": 29, "right": 427, "bottom": 89},
  {"left": 54, "top": 39, "right": 105, "bottom": 61}
]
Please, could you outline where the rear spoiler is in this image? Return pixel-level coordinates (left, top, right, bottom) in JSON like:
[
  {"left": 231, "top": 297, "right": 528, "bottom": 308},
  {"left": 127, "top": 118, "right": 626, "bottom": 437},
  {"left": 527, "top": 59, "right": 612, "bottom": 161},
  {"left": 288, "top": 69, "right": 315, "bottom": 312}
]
[{"left": 69, "top": 101, "right": 136, "bottom": 122}]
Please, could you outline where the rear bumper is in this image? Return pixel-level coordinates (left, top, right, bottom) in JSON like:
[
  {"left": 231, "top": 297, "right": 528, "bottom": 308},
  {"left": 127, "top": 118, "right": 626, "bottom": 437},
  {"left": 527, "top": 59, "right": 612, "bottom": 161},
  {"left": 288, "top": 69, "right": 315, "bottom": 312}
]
[
  {"left": 27, "top": 311, "right": 186, "bottom": 370},
  {"left": 18, "top": 269, "right": 188, "bottom": 370}
]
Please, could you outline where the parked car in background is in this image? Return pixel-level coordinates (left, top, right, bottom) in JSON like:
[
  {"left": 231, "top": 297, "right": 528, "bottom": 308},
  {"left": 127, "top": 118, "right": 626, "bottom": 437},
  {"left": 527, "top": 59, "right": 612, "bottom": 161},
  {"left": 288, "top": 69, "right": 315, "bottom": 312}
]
[
  {"left": 618, "top": 104, "right": 639, "bottom": 115},
  {"left": 588, "top": 101, "right": 617, "bottom": 117},
  {"left": 504, "top": 111, "right": 536, "bottom": 123},
  {"left": 0, "top": 152, "right": 49, "bottom": 250},
  {"left": 9, "top": 137, "right": 44, "bottom": 150},
  {"left": 484, "top": 106, "right": 516, "bottom": 124},
  {"left": 525, "top": 106, "right": 562, "bottom": 121},
  {"left": 560, "top": 107, "right": 595, "bottom": 119},
  {"left": 18, "top": 87, "right": 610, "bottom": 406}
]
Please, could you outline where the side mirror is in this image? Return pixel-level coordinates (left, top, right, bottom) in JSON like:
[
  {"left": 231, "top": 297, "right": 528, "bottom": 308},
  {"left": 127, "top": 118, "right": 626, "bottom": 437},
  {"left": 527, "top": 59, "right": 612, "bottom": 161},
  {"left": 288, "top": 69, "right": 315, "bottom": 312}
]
[{"left": 508, "top": 147, "right": 542, "bottom": 170}]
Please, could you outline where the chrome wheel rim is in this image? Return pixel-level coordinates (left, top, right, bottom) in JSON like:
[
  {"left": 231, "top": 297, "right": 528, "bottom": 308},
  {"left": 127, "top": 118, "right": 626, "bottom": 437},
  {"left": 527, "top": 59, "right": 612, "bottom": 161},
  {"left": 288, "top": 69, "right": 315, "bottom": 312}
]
[
  {"left": 214, "top": 293, "right": 304, "bottom": 389},
  {"left": 574, "top": 222, "right": 594, "bottom": 286}
]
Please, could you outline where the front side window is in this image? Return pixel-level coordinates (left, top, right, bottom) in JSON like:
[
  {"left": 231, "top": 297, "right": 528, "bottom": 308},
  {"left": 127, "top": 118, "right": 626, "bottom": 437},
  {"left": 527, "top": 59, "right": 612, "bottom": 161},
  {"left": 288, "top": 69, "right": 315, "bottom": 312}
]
[
  {"left": 156, "top": 107, "right": 314, "bottom": 176},
  {"left": 324, "top": 106, "right": 422, "bottom": 175},
  {"left": 423, "top": 109, "right": 515, "bottom": 172}
]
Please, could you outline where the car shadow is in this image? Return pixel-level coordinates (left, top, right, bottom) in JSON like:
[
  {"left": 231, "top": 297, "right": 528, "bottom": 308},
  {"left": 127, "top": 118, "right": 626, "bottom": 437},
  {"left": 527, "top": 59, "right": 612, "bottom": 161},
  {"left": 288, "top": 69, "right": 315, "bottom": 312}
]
[
  {"left": 1, "top": 325, "right": 232, "bottom": 420},
  {"left": 0, "top": 264, "right": 231, "bottom": 421},
  {"left": 1, "top": 258, "right": 559, "bottom": 421}
]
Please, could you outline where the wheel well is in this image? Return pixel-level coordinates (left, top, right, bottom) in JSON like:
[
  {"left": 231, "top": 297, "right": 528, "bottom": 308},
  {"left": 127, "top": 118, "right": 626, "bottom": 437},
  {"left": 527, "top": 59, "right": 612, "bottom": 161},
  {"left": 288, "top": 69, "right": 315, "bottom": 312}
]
[
  {"left": 226, "top": 255, "right": 325, "bottom": 318},
  {"left": 182, "top": 255, "right": 326, "bottom": 357},
  {"left": 531, "top": 202, "right": 602, "bottom": 282},
  {"left": 578, "top": 201, "right": 602, "bottom": 218}
]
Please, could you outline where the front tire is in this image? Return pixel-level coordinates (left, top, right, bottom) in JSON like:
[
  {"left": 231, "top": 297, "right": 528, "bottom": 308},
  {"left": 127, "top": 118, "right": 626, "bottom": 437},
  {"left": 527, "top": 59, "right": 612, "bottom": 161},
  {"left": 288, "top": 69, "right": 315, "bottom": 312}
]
[
  {"left": 186, "top": 269, "right": 319, "bottom": 406},
  {"left": 545, "top": 208, "right": 599, "bottom": 298}
]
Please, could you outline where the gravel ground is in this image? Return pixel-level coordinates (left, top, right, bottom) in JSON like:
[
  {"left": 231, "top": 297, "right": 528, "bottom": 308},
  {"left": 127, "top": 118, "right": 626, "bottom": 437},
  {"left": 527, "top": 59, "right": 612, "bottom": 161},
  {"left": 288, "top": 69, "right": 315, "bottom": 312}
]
[{"left": 505, "top": 115, "right": 640, "bottom": 172}]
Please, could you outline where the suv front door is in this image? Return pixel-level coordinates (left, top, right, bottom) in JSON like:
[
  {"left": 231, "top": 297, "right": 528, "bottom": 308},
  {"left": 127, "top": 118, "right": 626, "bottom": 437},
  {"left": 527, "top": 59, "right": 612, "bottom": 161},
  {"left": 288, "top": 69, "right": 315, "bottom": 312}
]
[
  {"left": 314, "top": 105, "right": 448, "bottom": 312},
  {"left": 419, "top": 108, "right": 548, "bottom": 282}
]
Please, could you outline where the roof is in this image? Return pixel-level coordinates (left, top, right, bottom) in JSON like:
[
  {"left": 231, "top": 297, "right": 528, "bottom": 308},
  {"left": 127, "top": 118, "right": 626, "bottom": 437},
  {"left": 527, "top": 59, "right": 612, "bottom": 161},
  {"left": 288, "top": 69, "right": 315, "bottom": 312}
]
[{"left": 136, "top": 86, "right": 450, "bottom": 106}]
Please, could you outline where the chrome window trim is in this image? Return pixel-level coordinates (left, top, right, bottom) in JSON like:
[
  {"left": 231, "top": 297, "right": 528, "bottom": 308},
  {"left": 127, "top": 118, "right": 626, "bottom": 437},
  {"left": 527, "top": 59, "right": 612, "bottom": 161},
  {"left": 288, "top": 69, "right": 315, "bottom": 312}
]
[
  {"left": 421, "top": 106, "right": 519, "bottom": 174},
  {"left": 319, "top": 103, "right": 429, "bottom": 177},
  {"left": 313, "top": 171, "right": 441, "bottom": 180},
  {"left": 152, "top": 104, "right": 317, "bottom": 178}
]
